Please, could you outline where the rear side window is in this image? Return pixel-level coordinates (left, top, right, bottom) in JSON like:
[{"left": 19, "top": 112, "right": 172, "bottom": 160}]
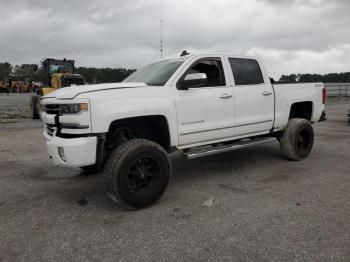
[{"left": 228, "top": 58, "right": 264, "bottom": 85}]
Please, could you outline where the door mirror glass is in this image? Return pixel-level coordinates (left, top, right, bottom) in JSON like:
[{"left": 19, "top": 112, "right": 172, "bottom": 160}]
[{"left": 181, "top": 73, "right": 207, "bottom": 89}]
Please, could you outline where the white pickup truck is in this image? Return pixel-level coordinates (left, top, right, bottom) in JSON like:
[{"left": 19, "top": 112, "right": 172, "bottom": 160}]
[{"left": 40, "top": 53, "right": 327, "bottom": 209}]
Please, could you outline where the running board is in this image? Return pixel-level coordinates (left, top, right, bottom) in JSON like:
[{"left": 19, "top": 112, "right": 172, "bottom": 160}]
[{"left": 182, "top": 137, "right": 277, "bottom": 159}]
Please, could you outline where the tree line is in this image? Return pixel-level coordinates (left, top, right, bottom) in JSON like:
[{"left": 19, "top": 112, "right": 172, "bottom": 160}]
[
  {"left": 277, "top": 72, "right": 350, "bottom": 83},
  {"left": 1, "top": 61, "right": 350, "bottom": 84},
  {"left": 75, "top": 67, "right": 135, "bottom": 83},
  {"left": 0, "top": 62, "right": 135, "bottom": 83}
]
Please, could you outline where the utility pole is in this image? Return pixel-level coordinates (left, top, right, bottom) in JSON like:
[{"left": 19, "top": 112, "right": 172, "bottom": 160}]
[{"left": 160, "top": 19, "right": 163, "bottom": 60}]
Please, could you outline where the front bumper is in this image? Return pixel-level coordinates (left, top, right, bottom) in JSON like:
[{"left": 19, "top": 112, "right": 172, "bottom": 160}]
[
  {"left": 40, "top": 98, "right": 97, "bottom": 167},
  {"left": 44, "top": 131, "right": 97, "bottom": 167}
]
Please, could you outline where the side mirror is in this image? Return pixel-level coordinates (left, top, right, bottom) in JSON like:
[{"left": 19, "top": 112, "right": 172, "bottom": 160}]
[{"left": 180, "top": 73, "right": 207, "bottom": 89}]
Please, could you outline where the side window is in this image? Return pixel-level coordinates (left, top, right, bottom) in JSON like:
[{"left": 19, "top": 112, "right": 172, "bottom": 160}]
[
  {"left": 181, "top": 58, "right": 226, "bottom": 88},
  {"left": 229, "top": 58, "right": 264, "bottom": 85}
]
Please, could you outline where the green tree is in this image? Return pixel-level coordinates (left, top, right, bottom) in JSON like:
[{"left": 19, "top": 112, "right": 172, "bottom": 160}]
[
  {"left": 278, "top": 72, "right": 350, "bottom": 83},
  {"left": 279, "top": 74, "right": 297, "bottom": 83},
  {"left": 13, "top": 64, "right": 40, "bottom": 81},
  {"left": 76, "top": 67, "right": 135, "bottom": 83},
  {"left": 0, "top": 62, "right": 13, "bottom": 80}
]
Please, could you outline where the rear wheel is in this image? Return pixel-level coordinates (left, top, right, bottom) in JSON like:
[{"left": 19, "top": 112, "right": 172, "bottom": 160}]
[
  {"left": 104, "top": 139, "right": 171, "bottom": 209},
  {"left": 280, "top": 118, "right": 314, "bottom": 161}
]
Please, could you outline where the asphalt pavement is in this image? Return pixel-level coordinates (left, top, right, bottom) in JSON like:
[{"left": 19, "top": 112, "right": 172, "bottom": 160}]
[{"left": 0, "top": 99, "right": 349, "bottom": 261}]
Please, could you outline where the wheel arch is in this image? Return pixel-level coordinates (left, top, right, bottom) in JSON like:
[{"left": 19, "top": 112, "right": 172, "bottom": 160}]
[
  {"left": 289, "top": 101, "right": 313, "bottom": 121},
  {"left": 107, "top": 115, "right": 173, "bottom": 151}
]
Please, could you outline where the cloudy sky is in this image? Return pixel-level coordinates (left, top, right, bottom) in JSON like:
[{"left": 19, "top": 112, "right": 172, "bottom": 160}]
[{"left": 0, "top": 0, "right": 349, "bottom": 78}]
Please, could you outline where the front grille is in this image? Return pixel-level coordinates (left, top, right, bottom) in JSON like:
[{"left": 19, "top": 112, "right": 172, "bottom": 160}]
[
  {"left": 46, "top": 124, "right": 56, "bottom": 136},
  {"left": 44, "top": 104, "right": 60, "bottom": 115}
]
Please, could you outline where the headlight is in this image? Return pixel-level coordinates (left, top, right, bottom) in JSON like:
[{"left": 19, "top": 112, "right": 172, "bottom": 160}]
[{"left": 60, "top": 103, "right": 88, "bottom": 115}]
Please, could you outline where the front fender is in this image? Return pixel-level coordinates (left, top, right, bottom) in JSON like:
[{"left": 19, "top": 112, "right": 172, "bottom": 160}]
[{"left": 84, "top": 87, "right": 179, "bottom": 147}]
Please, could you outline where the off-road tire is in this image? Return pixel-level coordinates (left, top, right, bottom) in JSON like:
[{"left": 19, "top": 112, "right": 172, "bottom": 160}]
[
  {"left": 280, "top": 118, "right": 314, "bottom": 161},
  {"left": 104, "top": 139, "right": 171, "bottom": 210}
]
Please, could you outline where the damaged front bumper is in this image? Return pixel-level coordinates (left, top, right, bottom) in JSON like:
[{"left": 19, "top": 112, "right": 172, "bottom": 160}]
[{"left": 44, "top": 130, "right": 97, "bottom": 167}]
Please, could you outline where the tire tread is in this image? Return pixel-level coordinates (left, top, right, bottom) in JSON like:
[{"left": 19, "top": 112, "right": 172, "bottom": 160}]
[
  {"left": 103, "top": 138, "right": 169, "bottom": 209},
  {"left": 280, "top": 118, "right": 314, "bottom": 161}
]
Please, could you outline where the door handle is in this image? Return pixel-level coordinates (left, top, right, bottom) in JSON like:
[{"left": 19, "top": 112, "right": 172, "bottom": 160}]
[
  {"left": 262, "top": 91, "right": 272, "bottom": 96},
  {"left": 220, "top": 93, "right": 232, "bottom": 99}
]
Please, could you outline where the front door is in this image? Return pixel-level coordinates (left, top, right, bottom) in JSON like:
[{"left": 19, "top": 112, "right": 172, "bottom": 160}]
[{"left": 174, "top": 57, "right": 235, "bottom": 146}]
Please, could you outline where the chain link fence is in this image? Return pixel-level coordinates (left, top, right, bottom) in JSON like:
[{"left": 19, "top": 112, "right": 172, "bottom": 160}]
[{"left": 324, "top": 83, "right": 350, "bottom": 97}]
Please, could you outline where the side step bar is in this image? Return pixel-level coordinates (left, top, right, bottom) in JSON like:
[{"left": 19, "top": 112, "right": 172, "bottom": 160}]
[{"left": 182, "top": 137, "right": 277, "bottom": 159}]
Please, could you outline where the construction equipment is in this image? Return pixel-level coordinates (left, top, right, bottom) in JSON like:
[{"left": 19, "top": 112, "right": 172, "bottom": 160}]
[
  {"left": 0, "top": 78, "right": 12, "bottom": 93},
  {"left": 30, "top": 58, "right": 85, "bottom": 119},
  {"left": 0, "top": 79, "right": 7, "bottom": 93}
]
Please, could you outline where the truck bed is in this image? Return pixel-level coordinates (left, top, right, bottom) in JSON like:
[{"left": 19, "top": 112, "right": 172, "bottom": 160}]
[{"left": 273, "top": 82, "right": 324, "bottom": 130}]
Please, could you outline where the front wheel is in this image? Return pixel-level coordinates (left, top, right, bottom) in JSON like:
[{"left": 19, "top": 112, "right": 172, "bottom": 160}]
[
  {"left": 280, "top": 118, "right": 314, "bottom": 161},
  {"left": 104, "top": 139, "right": 171, "bottom": 209}
]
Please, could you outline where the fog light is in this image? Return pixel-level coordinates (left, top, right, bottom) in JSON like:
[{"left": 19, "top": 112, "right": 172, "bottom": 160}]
[{"left": 58, "top": 147, "right": 66, "bottom": 162}]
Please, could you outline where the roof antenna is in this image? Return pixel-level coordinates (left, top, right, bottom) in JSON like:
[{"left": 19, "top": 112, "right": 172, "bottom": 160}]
[
  {"left": 160, "top": 19, "right": 163, "bottom": 60},
  {"left": 180, "top": 50, "right": 190, "bottom": 56}
]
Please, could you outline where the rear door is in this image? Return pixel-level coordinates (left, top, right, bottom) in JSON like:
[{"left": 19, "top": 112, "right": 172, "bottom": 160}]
[{"left": 227, "top": 57, "right": 274, "bottom": 136}]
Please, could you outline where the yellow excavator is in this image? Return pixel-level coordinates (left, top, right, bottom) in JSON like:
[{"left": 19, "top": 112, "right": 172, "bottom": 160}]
[
  {"left": 30, "top": 58, "right": 85, "bottom": 119},
  {"left": 0, "top": 79, "right": 6, "bottom": 92},
  {"left": 0, "top": 78, "right": 12, "bottom": 93}
]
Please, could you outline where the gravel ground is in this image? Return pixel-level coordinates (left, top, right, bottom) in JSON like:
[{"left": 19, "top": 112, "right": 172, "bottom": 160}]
[
  {"left": 0, "top": 100, "right": 349, "bottom": 262},
  {"left": 0, "top": 93, "right": 31, "bottom": 119}
]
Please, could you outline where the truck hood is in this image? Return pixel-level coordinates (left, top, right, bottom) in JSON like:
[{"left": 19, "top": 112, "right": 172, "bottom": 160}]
[{"left": 42, "top": 82, "right": 147, "bottom": 99}]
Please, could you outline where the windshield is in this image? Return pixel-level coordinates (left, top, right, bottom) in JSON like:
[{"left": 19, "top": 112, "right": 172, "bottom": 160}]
[
  {"left": 49, "top": 62, "right": 74, "bottom": 74},
  {"left": 123, "top": 60, "right": 184, "bottom": 86}
]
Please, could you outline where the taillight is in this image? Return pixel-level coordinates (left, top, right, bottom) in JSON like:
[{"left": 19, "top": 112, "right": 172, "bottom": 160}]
[{"left": 322, "top": 88, "right": 327, "bottom": 104}]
